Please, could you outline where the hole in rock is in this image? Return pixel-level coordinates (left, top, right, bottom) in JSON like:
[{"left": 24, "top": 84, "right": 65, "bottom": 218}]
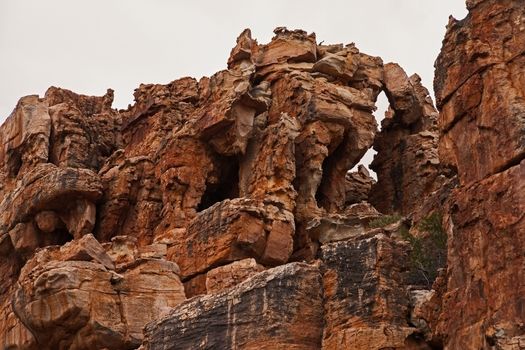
[
  {"left": 198, "top": 156, "right": 240, "bottom": 212},
  {"left": 374, "top": 90, "right": 389, "bottom": 132},
  {"left": 349, "top": 148, "right": 378, "bottom": 180},
  {"left": 346, "top": 91, "right": 388, "bottom": 180},
  {"left": 54, "top": 229, "right": 74, "bottom": 245}
]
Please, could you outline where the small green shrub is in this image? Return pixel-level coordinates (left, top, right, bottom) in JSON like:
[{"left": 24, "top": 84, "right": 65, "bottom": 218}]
[
  {"left": 401, "top": 212, "right": 447, "bottom": 288},
  {"left": 368, "top": 214, "right": 402, "bottom": 228},
  {"left": 418, "top": 212, "right": 447, "bottom": 250}
]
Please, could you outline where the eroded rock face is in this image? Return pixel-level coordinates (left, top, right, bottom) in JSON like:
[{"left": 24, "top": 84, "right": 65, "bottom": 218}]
[
  {"left": 1, "top": 7, "right": 521, "bottom": 349},
  {"left": 320, "top": 233, "right": 418, "bottom": 349},
  {"left": 435, "top": 0, "right": 525, "bottom": 186},
  {"left": 369, "top": 67, "right": 447, "bottom": 218},
  {"left": 435, "top": 164, "right": 525, "bottom": 349},
  {"left": 0, "top": 27, "right": 441, "bottom": 350},
  {"left": 345, "top": 165, "right": 375, "bottom": 205},
  {"left": 166, "top": 198, "right": 294, "bottom": 279},
  {"left": 431, "top": 1, "right": 525, "bottom": 348},
  {"left": 0, "top": 88, "right": 118, "bottom": 253},
  {"left": 141, "top": 263, "right": 324, "bottom": 350},
  {"left": 205, "top": 258, "right": 265, "bottom": 294},
  {"left": 11, "top": 235, "right": 185, "bottom": 350}
]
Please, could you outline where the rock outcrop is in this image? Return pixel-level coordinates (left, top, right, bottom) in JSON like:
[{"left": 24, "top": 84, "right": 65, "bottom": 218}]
[
  {"left": 0, "top": 1, "right": 523, "bottom": 348},
  {"left": 368, "top": 66, "right": 446, "bottom": 219},
  {"left": 7, "top": 234, "right": 185, "bottom": 350},
  {"left": 431, "top": 0, "right": 525, "bottom": 348},
  {"left": 320, "top": 234, "right": 416, "bottom": 349},
  {"left": 141, "top": 263, "right": 324, "bottom": 350}
]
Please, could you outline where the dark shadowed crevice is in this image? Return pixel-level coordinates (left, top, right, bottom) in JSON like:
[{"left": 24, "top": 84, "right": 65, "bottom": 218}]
[
  {"left": 7, "top": 150, "right": 22, "bottom": 178},
  {"left": 493, "top": 151, "right": 525, "bottom": 175},
  {"left": 391, "top": 139, "right": 406, "bottom": 212},
  {"left": 41, "top": 228, "right": 74, "bottom": 247},
  {"left": 405, "top": 334, "right": 443, "bottom": 350},
  {"left": 198, "top": 156, "right": 240, "bottom": 212},
  {"left": 315, "top": 137, "right": 349, "bottom": 211},
  {"left": 315, "top": 156, "right": 331, "bottom": 210}
]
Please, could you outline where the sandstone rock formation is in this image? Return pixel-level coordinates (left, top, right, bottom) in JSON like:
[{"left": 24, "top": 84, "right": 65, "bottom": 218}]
[
  {"left": 0, "top": 1, "right": 523, "bottom": 348},
  {"left": 431, "top": 0, "right": 525, "bottom": 348},
  {"left": 9, "top": 234, "right": 185, "bottom": 350},
  {"left": 320, "top": 234, "right": 416, "bottom": 349},
  {"left": 141, "top": 263, "right": 324, "bottom": 350},
  {"left": 368, "top": 66, "right": 446, "bottom": 219}
]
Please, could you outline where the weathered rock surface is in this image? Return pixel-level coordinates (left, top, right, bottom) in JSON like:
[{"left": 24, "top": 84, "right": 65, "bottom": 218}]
[
  {"left": 141, "top": 263, "right": 324, "bottom": 350},
  {"left": 0, "top": 4, "right": 522, "bottom": 348},
  {"left": 320, "top": 233, "right": 423, "bottom": 349},
  {"left": 345, "top": 165, "right": 375, "bottom": 205},
  {"left": 1, "top": 27, "right": 423, "bottom": 349},
  {"left": 166, "top": 198, "right": 294, "bottom": 279},
  {"left": 433, "top": 162, "right": 525, "bottom": 349},
  {"left": 369, "top": 67, "right": 446, "bottom": 218},
  {"left": 10, "top": 234, "right": 185, "bottom": 350},
  {"left": 429, "top": 1, "right": 525, "bottom": 349},
  {"left": 205, "top": 258, "right": 265, "bottom": 294},
  {"left": 306, "top": 202, "right": 381, "bottom": 244},
  {"left": 435, "top": 0, "right": 525, "bottom": 185},
  {"left": 182, "top": 258, "right": 266, "bottom": 298}
]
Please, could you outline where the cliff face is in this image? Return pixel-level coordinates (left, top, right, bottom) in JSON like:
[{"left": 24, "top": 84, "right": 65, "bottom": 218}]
[
  {"left": 0, "top": 1, "right": 523, "bottom": 349},
  {"left": 433, "top": 0, "right": 525, "bottom": 348}
]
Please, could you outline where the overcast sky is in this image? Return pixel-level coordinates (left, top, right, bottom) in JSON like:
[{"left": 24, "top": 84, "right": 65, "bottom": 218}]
[{"left": 0, "top": 1, "right": 468, "bottom": 171}]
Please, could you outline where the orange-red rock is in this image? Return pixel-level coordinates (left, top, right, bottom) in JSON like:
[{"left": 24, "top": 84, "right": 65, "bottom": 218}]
[
  {"left": 10, "top": 235, "right": 185, "bottom": 350},
  {"left": 167, "top": 198, "right": 294, "bottom": 279},
  {"left": 369, "top": 68, "right": 446, "bottom": 217},
  {"left": 429, "top": 1, "right": 525, "bottom": 348},
  {"left": 1, "top": 10, "right": 520, "bottom": 348},
  {"left": 205, "top": 258, "right": 265, "bottom": 294},
  {"left": 435, "top": 0, "right": 525, "bottom": 186},
  {"left": 433, "top": 162, "right": 525, "bottom": 349}
]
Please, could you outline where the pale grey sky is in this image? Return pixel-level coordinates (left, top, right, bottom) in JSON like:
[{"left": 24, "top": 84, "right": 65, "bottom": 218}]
[
  {"left": 1, "top": 1, "right": 467, "bottom": 118},
  {"left": 0, "top": 1, "right": 467, "bottom": 171}
]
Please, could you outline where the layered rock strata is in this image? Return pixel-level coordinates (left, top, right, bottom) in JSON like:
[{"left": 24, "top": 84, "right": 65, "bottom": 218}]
[
  {"left": 320, "top": 234, "right": 416, "bottom": 349},
  {"left": 431, "top": 0, "right": 525, "bottom": 348},
  {"left": 141, "top": 263, "right": 324, "bottom": 350},
  {"left": 0, "top": 27, "right": 443, "bottom": 350},
  {"left": 0, "top": 3, "right": 522, "bottom": 348}
]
